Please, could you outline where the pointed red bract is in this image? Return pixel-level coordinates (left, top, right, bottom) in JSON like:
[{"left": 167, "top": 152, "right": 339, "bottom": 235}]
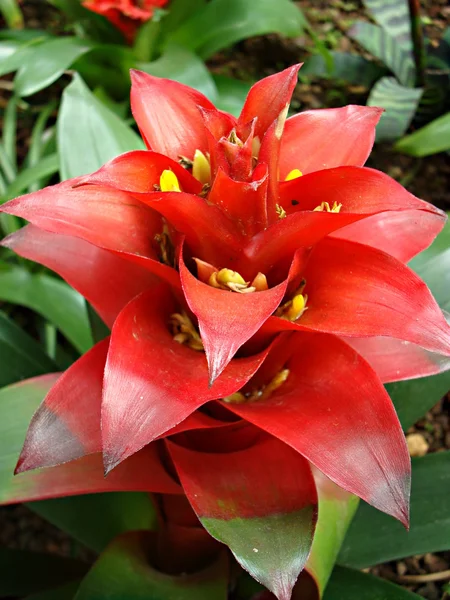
[
  {"left": 3, "top": 226, "right": 157, "bottom": 327},
  {"left": 130, "top": 70, "right": 215, "bottom": 160},
  {"left": 102, "top": 285, "right": 270, "bottom": 472},
  {"left": 279, "top": 105, "right": 382, "bottom": 178},
  {"left": 238, "top": 65, "right": 301, "bottom": 140},
  {"left": 168, "top": 435, "right": 318, "bottom": 600},
  {"left": 180, "top": 252, "right": 299, "bottom": 383},
  {"left": 227, "top": 332, "right": 411, "bottom": 526},
  {"left": 16, "top": 340, "right": 107, "bottom": 473}
]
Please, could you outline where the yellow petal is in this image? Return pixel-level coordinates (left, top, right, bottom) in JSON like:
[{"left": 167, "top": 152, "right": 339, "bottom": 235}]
[
  {"left": 192, "top": 149, "right": 211, "bottom": 185},
  {"left": 160, "top": 170, "right": 181, "bottom": 192},
  {"left": 285, "top": 168, "right": 303, "bottom": 181}
]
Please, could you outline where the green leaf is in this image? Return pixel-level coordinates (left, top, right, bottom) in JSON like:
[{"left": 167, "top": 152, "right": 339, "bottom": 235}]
[
  {"left": 0, "top": 37, "right": 49, "bottom": 78},
  {"left": 159, "top": 0, "right": 207, "bottom": 38},
  {"left": 349, "top": 21, "right": 415, "bottom": 86},
  {"left": 387, "top": 215, "right": 450, "bottom": 429},
  {"left": 57, "top": 74, "right": 144, "bottom": 180},
  {"left": 29, "top": 492, "right": 158, "bottom": 554},
  {"left": 306, "top": 474, "right": 359, "bottom": 596},
  {"left": 363, "top": 0, "right": 413, "bottom": 53},
  {"left": 171, "top": 0, "right": 305, "bottom": 60},
  {"left": 0, "top": 264, "right": 93, "bottom": 354},
  {"left": 2, "top": 95, "right": 18, "bottom": 169},
  {"left": 2, "top": 153, "right": 59, "bottom": 201},
  {"left": 300, "top": 51, "right": 387, "bottom": 87},
  {"left": 395, "top": 111, "right": 450, "bottom": 156},
  {"left": 74, "top": 532, "right": 228, "bottom": 600},
  {"left": 0, "top": 547, "right": 87, "bottom": 597},
  {"left": 0, "top": 0, "right": 24, "bottom": 29},
  {"left": 14, "top": 37, "right": 94, "bottom": 97},
  {"left": 368, "top": 76, "right": 423, "bottom": 141},
  {"left": 338, "top": 451, "right": 450, "bottom": 568},
  {"left": 138, "top": 42, "right": 218, "bottom": 101},
  {"left": 0, "top": 311, "right": 56, "bottom": 387},
  {"left": 325, "top": 566, "right": 421, "bottom": 599},
  {"left": 213, "top": 75, "right": 252, "bottom": 117},
  {"left": 25, "top": 581, "right": 81, "bottom": 600}
]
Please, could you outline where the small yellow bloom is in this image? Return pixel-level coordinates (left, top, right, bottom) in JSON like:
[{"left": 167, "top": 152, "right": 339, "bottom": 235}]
[
  {"left": 192, "top": 149, "right": 211, "bottom": 185},
  {"left": 313, "top": 201, "right": 342, "bottom": 213},
  {"left": 160, "top": 170, "right": 181, "bottom": 192},
  {"left": 285, "top": 169, "right": 303, "bottom": 181}
]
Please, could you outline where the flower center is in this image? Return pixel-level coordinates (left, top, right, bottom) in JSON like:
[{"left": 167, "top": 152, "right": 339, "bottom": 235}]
[
  {"left": 275, "top": 280, "right": 308, "bottom": 321},
  {"left": 208, "top": 268, "right": 268, "bottom": 294},
  {"left": 313, "top": 201, "right": 342, "bottom": 213},
  {"left": 170, "top": 312, "right": 204, "bottom": 351},
  {"left": 223, "top": 368, "right": 290, "bottom": 404}
]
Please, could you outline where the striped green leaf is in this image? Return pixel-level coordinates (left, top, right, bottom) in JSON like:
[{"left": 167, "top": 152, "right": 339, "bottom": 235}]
[
  {"left": 363, "top": 0, "right": 413, "bottom": 52},
  {"left": 368, "top": 76, "right": 423, "bottom": 141},
  {"left": 349, "top": 21, "right": 415, "bottom": 86}
]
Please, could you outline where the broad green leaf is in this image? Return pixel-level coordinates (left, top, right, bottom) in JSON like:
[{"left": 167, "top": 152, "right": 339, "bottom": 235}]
[
  {"left": 26, "top": 581, "right": 81, "bottom": 600},
  {"left": 0, "top": 547, "right": 87, "bottom": 597},
  {"left": 57, "top": 74, "right": 144, "bottom": 180},
  {"left": 363, "top": 0, "right": 413, "bottom": 52},
  {"left": 325, "top": 566, "right": 421, "bottom": 599},
  {"left": 395, "top": 111, "right": 450, "bottom": 156},
  {"left": 0, "top": 37, "right": 48, "bottom": 78},
  {"left": 75, "top": 532, "right": 228, "bottom": 600},
  {"left": 338, "top": 451, "right": 450, "bottom": 568},
  {"left": 349, "top": 21, "right": 415, "bottom": 87},
  {"left": 30, "top": 492, "right": 158, "bottom": 553},
  {"left": 300, "top": 51, "right": 386, "bottom": 87},
  {"left": 138, "top": 42, "right": 218, "bottom": 101},
  {"left": 3, "top": 95, "right": 18, "bottom": 168},
  {"left": 0, "top": 311, "right": 56, "bottom": 387},
  {"left": 0, "top": 264, "right": 93, "bottom": 354},
  {"left": 159, "top": 0, "right": 207, "bottom": 38},
  {"left": 171, "top": 0, "right": 305, "bottom": 60},
  {"left": 0, "top": 38, "right": 23, "bottom": 61},
  {"left": 368, "top": 76, "right": 423, "bottom": 141},
  {"left": 14, "top": 38, "right": 94, "bottom": 97},
  {"left": 213, "top": 75, "right": 252, "bottom": 117},
  {"left": 48, "top": 0, "right": 124, "bottom": 44},
  {"left": 387, "top": 215, "right": 450, "bottom": 429},
  {"left": 2, "top": 153, "right": 59, "bottom": 201}
]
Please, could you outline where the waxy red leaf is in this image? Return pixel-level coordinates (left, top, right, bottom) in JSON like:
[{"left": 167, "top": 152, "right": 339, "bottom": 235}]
[
  {"left": 279, "top": 105, "right": 382, "bottom": 178},
  {"left": 130, "top": 70, "right": 215, "bottom": 160},
  {"left": 168, "top": 435, "right": 318, "bottom": 600},
  {"left": 332, "top": 209, "right": 446, "bottom": 262},
  {"left": 343, "top": 336, "right": 450, "bottom": 383},
  {"left": 0, "top": 179, "right": 180, "bottom": 287},
  {"left": 102, "top": 285, "right": 269, "bottom": 472},
  {"left": 287, "top": 238, "right": 450, "bottom": 356},
  {"left": 227, "top": 332, "right": 411, "bottom": 526},
  {"left": 278, "top": 166, "right": 443, "bottom": 216},
  {"left": 3, "top": 225, "right": 157, "bottom": 328}
]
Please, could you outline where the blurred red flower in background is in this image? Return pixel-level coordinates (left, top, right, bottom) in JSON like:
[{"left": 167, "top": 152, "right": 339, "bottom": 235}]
[{"left": 82, "top": 0, "right": 168, "bottom": 41}]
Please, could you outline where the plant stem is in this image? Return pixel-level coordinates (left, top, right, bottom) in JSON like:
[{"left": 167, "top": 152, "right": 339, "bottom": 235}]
[{"left": 408, "top": 0, "right": 426, "bottom": 87}]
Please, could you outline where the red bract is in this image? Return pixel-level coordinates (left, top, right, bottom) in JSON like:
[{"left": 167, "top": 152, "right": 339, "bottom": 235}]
[
  {"left": 82, "top": 0, "right": 169, "bottom": 42},
  {"left": 2, "top": 65, "right": 450, "bottom": 600}
]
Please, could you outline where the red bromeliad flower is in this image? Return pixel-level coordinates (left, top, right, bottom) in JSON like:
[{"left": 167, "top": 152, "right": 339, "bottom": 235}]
[
  {"left": 82, "top": 0, "right": 169, "bottom": 42},
  {"left": 2, "top": 65, "right": 450, "bottom": 599}
]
